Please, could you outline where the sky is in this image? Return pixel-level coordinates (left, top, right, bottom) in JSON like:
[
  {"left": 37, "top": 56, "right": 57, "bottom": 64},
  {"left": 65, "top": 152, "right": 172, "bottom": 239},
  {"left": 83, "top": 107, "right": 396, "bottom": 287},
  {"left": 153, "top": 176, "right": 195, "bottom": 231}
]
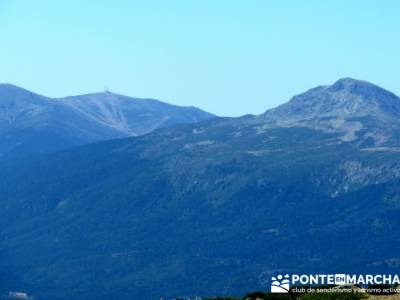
[{"left": 1, "top": 0, "right": 399, "bottom": 116}]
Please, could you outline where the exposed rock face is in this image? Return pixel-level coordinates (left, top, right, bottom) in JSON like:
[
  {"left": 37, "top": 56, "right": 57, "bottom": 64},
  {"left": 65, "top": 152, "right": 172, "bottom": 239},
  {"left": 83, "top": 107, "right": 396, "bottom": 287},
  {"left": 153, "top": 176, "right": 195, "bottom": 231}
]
[
  {"left": 262, "top": 78, "right": 400, "bottom": 145},
  {"left": 264, "top": 78, "right": 400, "bottom": 119}
]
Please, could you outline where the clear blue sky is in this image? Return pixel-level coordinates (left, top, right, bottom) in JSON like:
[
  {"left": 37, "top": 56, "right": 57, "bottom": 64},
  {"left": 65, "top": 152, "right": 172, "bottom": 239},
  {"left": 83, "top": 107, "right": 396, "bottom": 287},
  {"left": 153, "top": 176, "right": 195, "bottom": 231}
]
[{"left": 1, "top": 0, "right": 399, "bottom": 116}]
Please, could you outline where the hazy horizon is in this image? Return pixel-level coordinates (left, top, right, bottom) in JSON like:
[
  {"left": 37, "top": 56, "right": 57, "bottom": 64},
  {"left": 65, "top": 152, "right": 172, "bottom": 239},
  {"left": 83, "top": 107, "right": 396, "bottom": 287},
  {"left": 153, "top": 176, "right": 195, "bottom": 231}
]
[{"left": 1, "top": 0, "right": 400, "bottom": 116}]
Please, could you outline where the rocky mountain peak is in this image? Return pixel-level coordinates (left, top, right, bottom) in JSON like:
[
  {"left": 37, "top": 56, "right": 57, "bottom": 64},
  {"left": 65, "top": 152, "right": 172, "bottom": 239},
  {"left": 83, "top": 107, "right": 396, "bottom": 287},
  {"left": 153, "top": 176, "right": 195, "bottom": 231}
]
[
  {"left": 330, "top": 77, "right": 379, "bottom": 92},
  {"left": 264, "top": 78, "right": 400, "bottom": 121}
]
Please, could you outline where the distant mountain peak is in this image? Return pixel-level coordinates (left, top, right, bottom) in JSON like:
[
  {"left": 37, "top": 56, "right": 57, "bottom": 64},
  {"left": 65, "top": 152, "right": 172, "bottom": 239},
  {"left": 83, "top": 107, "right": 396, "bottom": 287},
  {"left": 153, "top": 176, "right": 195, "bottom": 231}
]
[
  {"left": 264, "top": 78, "right": 400, "bottom": 120},
  {"left": 261, "top": 78, "right": 400, "bottom": 146},
  {"left": 0, "top": 83, "right": 35, "bottom": 94},
  {"left": 0, "top": 83, "right": 19, "bottom": 88},
  {"left": 0, "top": 84, "right": 214, "bottom": 157},
  {"left": 328, "top": 77, "right": 398, "bottom": 99},
  {"left": 0, "top": 83, "right": 49, "bottom": 106},
  {"left": 330, "top": 77, "right": 374, "bottom": 90}
]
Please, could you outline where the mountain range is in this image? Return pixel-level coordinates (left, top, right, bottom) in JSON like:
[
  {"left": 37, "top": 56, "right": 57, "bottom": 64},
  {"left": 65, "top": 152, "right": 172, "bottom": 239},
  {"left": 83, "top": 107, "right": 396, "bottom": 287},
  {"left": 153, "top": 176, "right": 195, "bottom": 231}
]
[
  {"left": 0, "top": 84, "right": 214, "bottom": 157},
  {"left": 1, "top": 78, "right": 400, "bottom": 300}
]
